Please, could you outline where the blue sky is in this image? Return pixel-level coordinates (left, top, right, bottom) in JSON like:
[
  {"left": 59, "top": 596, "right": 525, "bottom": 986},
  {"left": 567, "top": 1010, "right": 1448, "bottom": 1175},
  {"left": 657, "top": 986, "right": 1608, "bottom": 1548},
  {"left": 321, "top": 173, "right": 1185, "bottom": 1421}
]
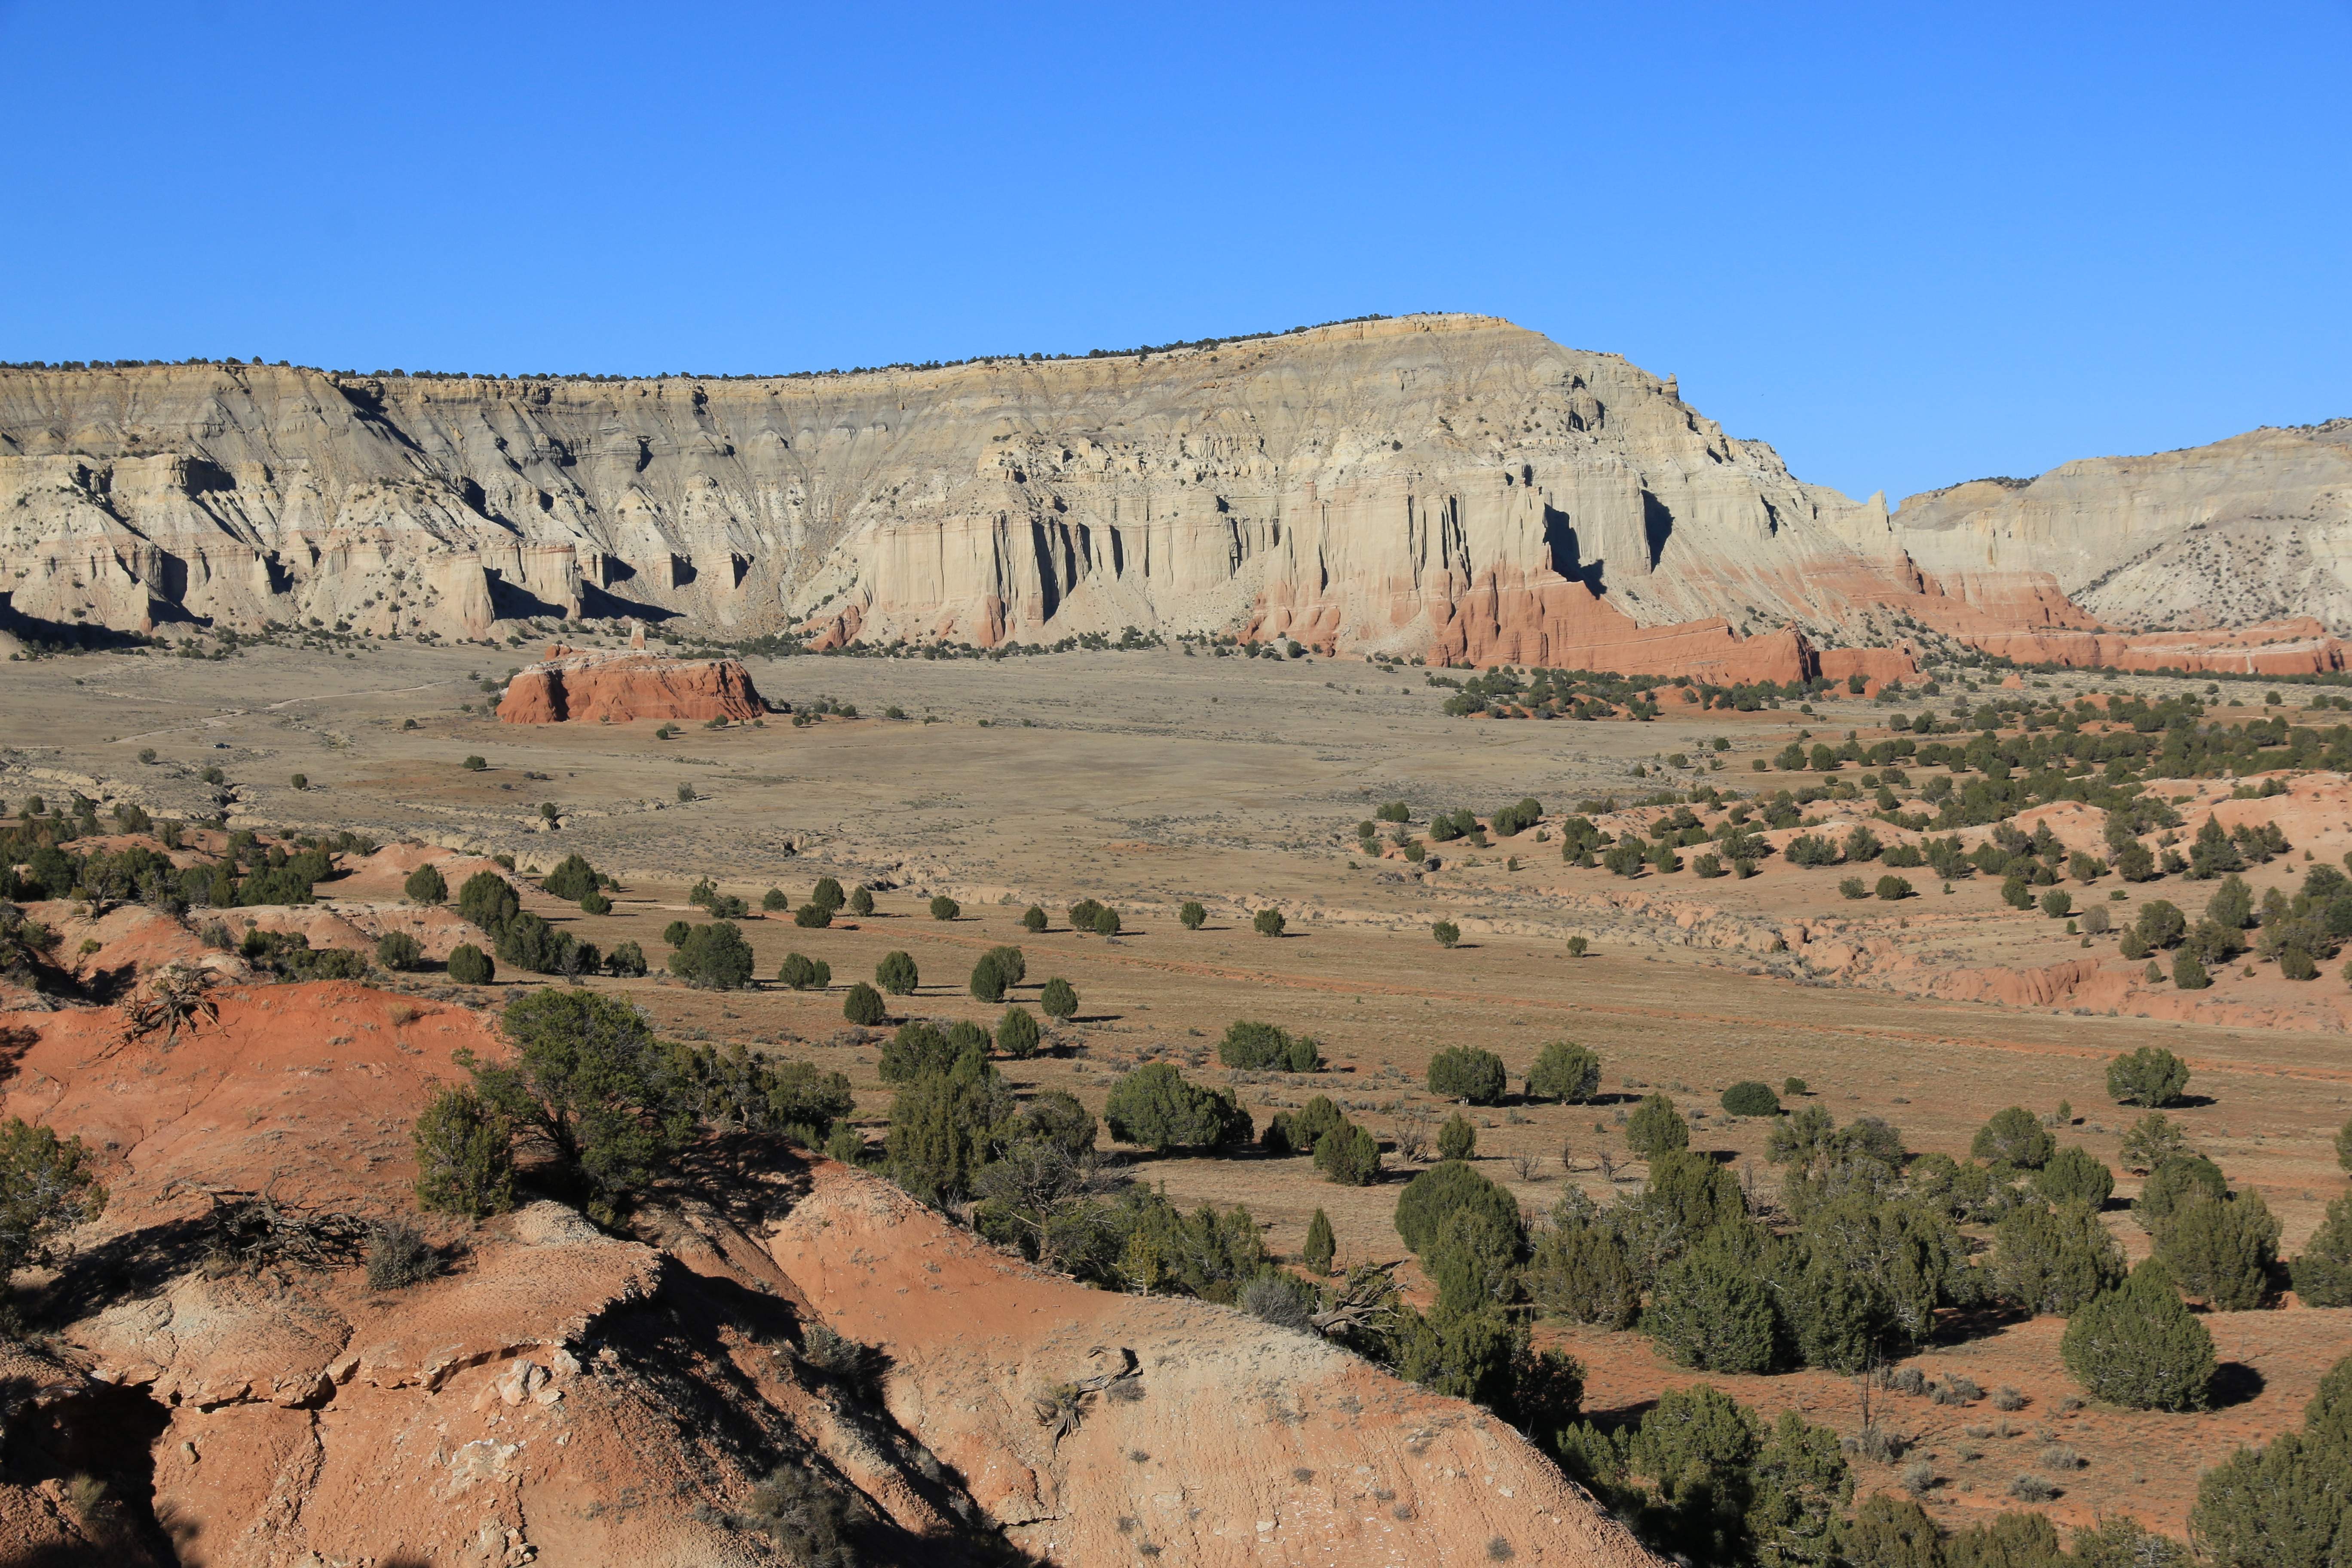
[{"left": 3, "top": 1, "right": 2345, "bottom": 502}]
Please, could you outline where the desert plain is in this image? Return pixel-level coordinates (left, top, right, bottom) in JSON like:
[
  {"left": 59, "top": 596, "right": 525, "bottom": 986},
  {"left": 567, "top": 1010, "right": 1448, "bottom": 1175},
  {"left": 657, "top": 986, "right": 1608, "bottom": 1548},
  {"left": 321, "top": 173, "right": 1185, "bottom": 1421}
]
[{"left": 7, "top": 632, "right": 2349, "bottom": 1553}]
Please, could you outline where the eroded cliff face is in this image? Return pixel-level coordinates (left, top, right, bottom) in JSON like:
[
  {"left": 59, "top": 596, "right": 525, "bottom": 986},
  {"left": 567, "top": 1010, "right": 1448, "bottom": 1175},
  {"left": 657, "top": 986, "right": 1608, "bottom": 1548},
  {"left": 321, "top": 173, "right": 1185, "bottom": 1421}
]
[
  {"left": 5, "top": 319, "right": 2344, "bottom": 668},
  {"left": 0, "top": 318, "right": 1912, "bottom": 660},
  {"left": 1892, "top": 420, "right": 2352, "bottom": 633}
]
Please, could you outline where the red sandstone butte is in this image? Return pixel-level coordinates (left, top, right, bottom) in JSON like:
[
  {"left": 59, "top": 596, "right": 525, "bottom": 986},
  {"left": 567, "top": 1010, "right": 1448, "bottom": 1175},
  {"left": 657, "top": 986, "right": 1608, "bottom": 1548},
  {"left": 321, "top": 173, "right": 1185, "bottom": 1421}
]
[{"left": 496, "top": 645, "right": 769, "bottom": 724}]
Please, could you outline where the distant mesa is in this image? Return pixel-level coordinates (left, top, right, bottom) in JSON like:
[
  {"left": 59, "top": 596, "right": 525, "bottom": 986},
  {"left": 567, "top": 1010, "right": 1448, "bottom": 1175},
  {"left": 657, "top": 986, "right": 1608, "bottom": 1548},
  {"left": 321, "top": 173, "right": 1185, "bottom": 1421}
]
[{"left": 496, "top": 642, "right": 767, "bottom": 724}]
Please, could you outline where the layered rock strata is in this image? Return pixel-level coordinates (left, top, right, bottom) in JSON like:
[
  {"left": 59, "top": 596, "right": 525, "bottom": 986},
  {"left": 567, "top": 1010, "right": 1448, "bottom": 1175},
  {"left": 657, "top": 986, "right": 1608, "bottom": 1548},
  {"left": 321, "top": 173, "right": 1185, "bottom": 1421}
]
[{"left": 5, "top": 322, "right": 2344, "bottom": 671}]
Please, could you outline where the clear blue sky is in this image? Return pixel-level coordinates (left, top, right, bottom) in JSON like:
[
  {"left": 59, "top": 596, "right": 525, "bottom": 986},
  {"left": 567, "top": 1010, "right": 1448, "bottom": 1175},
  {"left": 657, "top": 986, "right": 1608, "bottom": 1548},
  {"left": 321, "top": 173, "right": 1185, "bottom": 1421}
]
[{"left": 3, "top": 1, "right": 2346, "bottom": 502}]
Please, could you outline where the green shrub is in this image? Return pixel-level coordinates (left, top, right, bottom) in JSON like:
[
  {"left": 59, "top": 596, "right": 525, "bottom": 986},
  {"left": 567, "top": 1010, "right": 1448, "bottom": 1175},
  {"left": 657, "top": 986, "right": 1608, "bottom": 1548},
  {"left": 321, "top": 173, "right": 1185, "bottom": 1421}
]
[
  {"left": 2190, "top": 1354, "right": 2352, "bottom": 1564},
  {"left": 1316, "top": 1122, "right": 1381, "bottom": 1186},
  {"left": 2157, "top": 1189, "right": 2279, "bottom": 1310},
  {"left": 465, "top": 990, "right": 691, "bottom": 1207},
  {"left": 876, "top": 950, "right": 919, "bottom": 996},
  {"left": 1787, "top": 833, "right": 1841, "bottom": 868},
  {"left": 1303, "top": 1209, "right": 1336, "bottom": 1274},
  {"left": 848, "top": 886, "right": 873, "bottom": 916},
  {"left": 996, "top": 1006, "right": 1041, "bottom": 1059},
  {"left": 461, "top": 755, "right": 487, "bottom": 771},
  {"left": 880, "top": 1021, "right": 964, "bottom": 1083},
  {"left": 1394, "top": 1159, "right": 1522, "bottom": 1259},
  {"left": 410, "top": 1085, "right": 513, "bottom": 1219},
  {"left": 1625, "top": 1092, "right": 1690, "bottom": 1158},
  {"left": 1433, "top": 920, "right": 1461, "bottom": 947},
  {"left": 1066, "top": 898, "right": 1107, "bottom": 931},
  {"left": 1876, "top": 874, "right": 1913, "bottom": 901},
  {"left": 668, "top": 922, "right": 754, "bottom": 989},
  {"left": 2061, "top": 1260, "right": 2214, "bottom": 1411},
  {"left": 1437, "top": 1112, "right": 1477, "bottom": 1161},
  {"left": 1265, "top": 1095, "right": 1346, "bottom": 1158},
  {"left": 2002, "top": 874, "right": 2034, "bottom": 909},
  {"left": 969, "top": 954, "right": 1007, "bottom": 1003},
  {"left": 404, "top": 863, "right": 448, "bottom": 905},
  {"left": 778, "top": 952, "right": 830, "bottom": 990},
  {"left": 1219, "top": 1020, "right": 1295, "bottom": 1070},
  {"left": 456, "top": 871, "right": 519, "bottom": 937},
  {"left": 1993, "top": 1200, "right": 2125, "bottom": 1315},
  {"left": 793, "top": 903, "right": 831, "bottom": 928},
  {"left": 1646, "top": 1231, "right": 1782, "bottom": 1372},
  {"left": 1022, "top": 904, "right": 1048, "bottom": 932},
  {"left": 1103, "top": 1063, "right": 1252, "bottom": 1151},
  {"left": 1253, "top": 908, "right": 1286, "bottom": 937},
  {"left": 2041, "top": 888, "right": 2074, "bottom": 919},
  {"left": 2032, "top": 1145, "right": 2115, "bottom": 1208},
  {"left": 2173, "top": 950, "right": 2212, "bottom": 989},
  {"left": 542, "top": 854, "right": 599, "bottom": 900},
  {"left": 983, "top": 945, "right": 1026, "bottom": 986},
  {"left": 811, "top": 877, "right": 845, "bottom": 913},
  {"left": 1427, "top": 1046, "right": 1507, "bottom": 1105},
  {"left": 447, "top": 943, "right": 493, "bottom": 985},
  {"left": 579, "top": 890, "right": 611, "bottom": 915},
  {"left": 1039, "top": 977, "right": 1077, "bottom": 1020},
  {"left": 376, "top": 931, "right": 424, "bottom": 971},
  {"left": 843, "top": 982, "right": 885, "bottom": 1026},
  {"left": 1089, "top": 905, "right": 1122, "bottom": 936},
  {"left": 1971, "top": 1106, "right": 2054, "bottom": 1169},
  {"left": 929, "top": 894, "right": 960, "bottom": 921},
  {"left": 0, "top": 1118, "right": 105, "bottom": 1282},
  {"left": 604, "top": 941, "right": 647, "bottom": 978},
  {"left": 1525, "top": 1199, "right": 1640, "bottom": 1329},
  {"left": 2290, "top": 1196, "right": 2352, "bottom": 1306},
  {"left": 1839, "top": 877, "right": 1868, "bottom": 900},
  {"left": 662, "top": 919, "right": 691, "bottom": 947},
  {"left": 887, "top": 1050, "right": 1014, "bottom": 1205},
  {"left": 1721, "top": 1081, "right": 1782, "bottom": 1117},
  {"left": 1179, "top": 900, "right": 1206, "bottom": 930},
  {"left": 760, "top": 887, "right": 788, "bottom": 912},
  {"left": 2137, "top": 1154, "right": 2229, "bottom": 1232},
  {"left": 2108, "top": 1046, "right": 2191, "bottom": 1107},
  {"left": 1526, "top": 1040, "right": 1601, "bottom": 1103}
]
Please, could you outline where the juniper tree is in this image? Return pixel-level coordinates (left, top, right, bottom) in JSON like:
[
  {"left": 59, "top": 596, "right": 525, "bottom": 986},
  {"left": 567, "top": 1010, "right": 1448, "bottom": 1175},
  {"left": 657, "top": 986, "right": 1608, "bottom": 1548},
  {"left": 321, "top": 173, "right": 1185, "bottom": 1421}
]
[
  {"left": 876, "top": 950, "right": 919, "bottom": 996},
  {"left": 843, "top": 981, "right": 885, "bottom": 1026},
  {"left": 2062, "top": 1259, "right": 2215, "bottom": 1411},
  {"left": 995, "top": 1005, "right": 1041, "bottom": 1060},
  {"left": 1437, "top": 1112, "right": 1476, "bottom": 1161},
  {"left": 404, "top": 863, "right": 448, "bottom": 905},
  {"left": 1625, "top": 1092, "right": 1690, "bottom": 1158},
  {"left": 1303, "top": 1207, "right": 1336, "bottom": 1274}
]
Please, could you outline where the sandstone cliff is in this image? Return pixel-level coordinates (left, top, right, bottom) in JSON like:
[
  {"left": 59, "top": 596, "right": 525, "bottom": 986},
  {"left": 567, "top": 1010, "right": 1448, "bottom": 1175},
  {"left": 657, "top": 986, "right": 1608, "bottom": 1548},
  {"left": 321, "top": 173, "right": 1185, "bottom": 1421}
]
[{"left": 6, "top": 320, "right": 2344, "bottom": 669}]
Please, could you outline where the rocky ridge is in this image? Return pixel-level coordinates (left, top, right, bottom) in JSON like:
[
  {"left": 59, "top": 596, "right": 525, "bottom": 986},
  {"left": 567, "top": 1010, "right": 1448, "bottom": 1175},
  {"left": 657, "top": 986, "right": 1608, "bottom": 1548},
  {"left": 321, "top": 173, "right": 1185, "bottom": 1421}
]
[{"left": 4, "top": 319, "right": 2345, "bottom": 670}]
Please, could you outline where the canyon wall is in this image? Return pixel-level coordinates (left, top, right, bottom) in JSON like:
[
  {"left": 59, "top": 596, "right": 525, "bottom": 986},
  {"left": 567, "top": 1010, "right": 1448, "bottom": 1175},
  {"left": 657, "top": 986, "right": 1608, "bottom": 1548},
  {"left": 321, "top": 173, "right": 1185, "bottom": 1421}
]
[{"left": 5, "top": 318, "right": 2345, "bottom": 669}]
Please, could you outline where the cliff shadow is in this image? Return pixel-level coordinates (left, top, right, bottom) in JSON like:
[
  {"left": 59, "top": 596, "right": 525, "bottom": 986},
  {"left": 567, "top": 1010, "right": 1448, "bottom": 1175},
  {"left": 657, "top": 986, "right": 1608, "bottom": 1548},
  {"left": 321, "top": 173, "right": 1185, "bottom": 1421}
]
[
  {"left": 1540, "top": 505, "right": 1608, "bottom": 593},
  {"left": 578, "top": 583, "right": 681, "bottom": 624}
]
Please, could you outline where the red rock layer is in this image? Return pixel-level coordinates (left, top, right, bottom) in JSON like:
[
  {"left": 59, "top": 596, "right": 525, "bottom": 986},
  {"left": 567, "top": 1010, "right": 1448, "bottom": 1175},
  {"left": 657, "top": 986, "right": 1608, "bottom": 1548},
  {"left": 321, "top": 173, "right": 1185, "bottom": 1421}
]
[{"left": 496, "top": 647, "right": 767, "bottom": 723}]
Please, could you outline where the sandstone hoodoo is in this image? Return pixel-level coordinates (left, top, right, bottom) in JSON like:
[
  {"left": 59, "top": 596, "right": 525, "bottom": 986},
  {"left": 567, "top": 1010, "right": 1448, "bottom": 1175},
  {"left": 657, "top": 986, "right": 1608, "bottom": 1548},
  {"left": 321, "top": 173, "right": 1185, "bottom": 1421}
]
[
  {"left": 496, "top": 644, "right": 769, "bottom": 723},
  {"left": 6, "top": 318, "right": 2346, "bottom": 674}
]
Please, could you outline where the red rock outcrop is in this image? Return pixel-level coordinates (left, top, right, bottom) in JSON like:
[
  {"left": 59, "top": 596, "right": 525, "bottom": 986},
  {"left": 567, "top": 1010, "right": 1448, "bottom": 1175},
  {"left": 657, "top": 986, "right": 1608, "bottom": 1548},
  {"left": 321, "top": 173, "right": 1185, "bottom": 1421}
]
[
  {"left": 1, "top": 982, "right": 1663, "bottom": 1568},
  {"left": 497, "top": 646, "right": 768, "bottom": 723}
]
